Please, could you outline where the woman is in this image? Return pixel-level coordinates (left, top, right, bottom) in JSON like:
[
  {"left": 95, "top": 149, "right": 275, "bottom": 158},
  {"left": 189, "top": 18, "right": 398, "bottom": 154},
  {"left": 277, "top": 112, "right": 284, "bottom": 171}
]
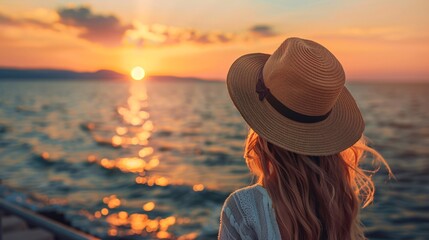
[{"left": 218, "top": 38, "right": 392, "bottom": 240}]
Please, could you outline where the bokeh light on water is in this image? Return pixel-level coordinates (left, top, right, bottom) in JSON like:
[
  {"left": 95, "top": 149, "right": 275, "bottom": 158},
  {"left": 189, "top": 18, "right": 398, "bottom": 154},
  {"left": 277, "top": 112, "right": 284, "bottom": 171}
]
[{"left": 83, "top": 82, "right": 199, "bottom": 238}]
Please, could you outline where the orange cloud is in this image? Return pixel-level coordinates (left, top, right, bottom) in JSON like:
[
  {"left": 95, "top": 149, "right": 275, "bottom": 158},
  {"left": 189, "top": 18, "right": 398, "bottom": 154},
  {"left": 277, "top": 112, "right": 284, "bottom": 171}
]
[
  {"left": 1, "top": 5, "right": 278, "bottom": 48},
  {"left": 124, "top": 23, "right": 277, "bottom": 47},
  {"left": 0, "top": 11, "right": 55, "bottom": 30}
]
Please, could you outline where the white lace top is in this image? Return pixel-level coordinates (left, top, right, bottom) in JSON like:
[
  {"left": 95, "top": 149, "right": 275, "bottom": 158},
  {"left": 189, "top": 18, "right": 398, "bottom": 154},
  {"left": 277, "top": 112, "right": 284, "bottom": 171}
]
[{"left": 218, "top": 184, "right": 282, "bottom": 240}]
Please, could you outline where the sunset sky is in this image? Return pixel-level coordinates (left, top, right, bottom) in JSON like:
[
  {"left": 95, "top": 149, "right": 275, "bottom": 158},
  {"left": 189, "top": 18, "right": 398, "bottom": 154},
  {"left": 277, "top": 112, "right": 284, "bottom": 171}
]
[{"left": 0, "top": 0, "right": 428, "bottom": 81}]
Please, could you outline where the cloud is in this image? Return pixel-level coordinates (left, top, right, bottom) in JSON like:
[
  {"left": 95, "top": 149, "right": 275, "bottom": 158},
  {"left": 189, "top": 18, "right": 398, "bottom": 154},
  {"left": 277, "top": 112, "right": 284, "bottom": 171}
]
[
  {"left": 193, "top": 32, "right": 234, "bottom": 44},
  {"left": 1, "top": 6, "right": 278, "bottom": 48},
  {"left": 123, "top": 22, "right": 238, "bottom": 46},
  {"left": 57, "top": 6, "right": 132, "bottom": 47},
  {"left": 0, "top": 13, "right": 16, "bottom": 25},
  {"left": 249, "top": 25, "right": 276, "bottom": 37},
  {"left": 124, "top": 23, "right": 276, "bottom": 47},
  {"left": 0, "top": 12, "right": 54, "bottom": 29}
]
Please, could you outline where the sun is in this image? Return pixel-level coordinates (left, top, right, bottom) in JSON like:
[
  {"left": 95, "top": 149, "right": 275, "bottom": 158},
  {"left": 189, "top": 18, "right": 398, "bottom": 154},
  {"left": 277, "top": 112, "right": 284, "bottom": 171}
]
[{"left": 131, "top": 66, "right": 145, "bottom": 81}]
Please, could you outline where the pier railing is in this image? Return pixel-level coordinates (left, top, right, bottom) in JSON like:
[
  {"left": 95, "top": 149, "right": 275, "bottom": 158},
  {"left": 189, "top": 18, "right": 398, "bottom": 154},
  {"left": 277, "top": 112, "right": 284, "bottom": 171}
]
[{"left": 0, "top": 198, "right": 100, "bottom": 240}]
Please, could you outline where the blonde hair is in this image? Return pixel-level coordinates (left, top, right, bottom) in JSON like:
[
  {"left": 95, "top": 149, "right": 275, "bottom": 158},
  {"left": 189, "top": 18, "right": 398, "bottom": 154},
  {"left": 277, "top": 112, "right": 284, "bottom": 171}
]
[{"left": 244, "top": 129, "right": 392, "bottom": 240}]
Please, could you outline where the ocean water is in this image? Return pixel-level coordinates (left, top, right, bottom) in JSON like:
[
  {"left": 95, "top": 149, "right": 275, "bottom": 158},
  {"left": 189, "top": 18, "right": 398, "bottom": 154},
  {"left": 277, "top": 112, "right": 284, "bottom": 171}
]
[{"left": 0, "top": 80, "right": 428, "bottom": 239}]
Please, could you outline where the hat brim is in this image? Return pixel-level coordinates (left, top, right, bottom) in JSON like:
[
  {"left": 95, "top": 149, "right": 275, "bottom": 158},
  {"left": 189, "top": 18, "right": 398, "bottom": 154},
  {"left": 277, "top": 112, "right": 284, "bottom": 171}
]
[{"left": 227, "top": 53, "right": 365, "bottom": 156}]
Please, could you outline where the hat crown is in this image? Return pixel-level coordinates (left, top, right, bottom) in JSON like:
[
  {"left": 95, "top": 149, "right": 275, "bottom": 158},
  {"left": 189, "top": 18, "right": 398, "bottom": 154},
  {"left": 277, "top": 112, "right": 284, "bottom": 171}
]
[{"left": 263, "top": 38, "right": 345, "bottom": 116}]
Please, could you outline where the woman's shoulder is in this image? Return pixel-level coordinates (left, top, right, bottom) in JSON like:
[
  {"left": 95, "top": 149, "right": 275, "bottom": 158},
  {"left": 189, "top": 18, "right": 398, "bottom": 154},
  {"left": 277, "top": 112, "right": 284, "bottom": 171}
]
[
  {"left": 229, "top": 184, "right": 268, "bottom": 200},
  {"left": 223, "top": 184, "right": 270, "bottom": 215}
]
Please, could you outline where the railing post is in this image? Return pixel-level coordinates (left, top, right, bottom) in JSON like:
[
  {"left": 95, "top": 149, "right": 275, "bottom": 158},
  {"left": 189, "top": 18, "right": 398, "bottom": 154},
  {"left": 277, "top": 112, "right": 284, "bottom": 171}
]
[
  {"left": 0, "top": 178, "right": 3, "bottom": 240},
  {"left": 0, "top": 208, "right": 3, "bottom": 240}
]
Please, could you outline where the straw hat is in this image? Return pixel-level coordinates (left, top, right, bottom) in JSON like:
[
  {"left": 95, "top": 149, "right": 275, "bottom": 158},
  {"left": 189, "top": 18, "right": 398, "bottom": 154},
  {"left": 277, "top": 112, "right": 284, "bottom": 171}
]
[{"left": 227, "top": 37, "right": 364, "bottom": 156}]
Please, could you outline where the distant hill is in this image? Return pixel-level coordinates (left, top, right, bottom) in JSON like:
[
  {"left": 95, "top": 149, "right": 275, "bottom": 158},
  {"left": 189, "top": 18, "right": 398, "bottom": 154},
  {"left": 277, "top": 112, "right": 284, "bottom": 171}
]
[
  {"left": 0, "top": 67, "right": 221, "bottom": 82},
  {"left": 0, "top": 67, "right": 125, "bottom": 80}
]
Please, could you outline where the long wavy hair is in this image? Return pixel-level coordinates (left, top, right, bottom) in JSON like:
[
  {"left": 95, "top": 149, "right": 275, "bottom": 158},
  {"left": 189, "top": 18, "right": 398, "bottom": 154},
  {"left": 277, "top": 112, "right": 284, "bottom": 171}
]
[{"left": 244, "top": 128, "right": 392, "bottom": 240}]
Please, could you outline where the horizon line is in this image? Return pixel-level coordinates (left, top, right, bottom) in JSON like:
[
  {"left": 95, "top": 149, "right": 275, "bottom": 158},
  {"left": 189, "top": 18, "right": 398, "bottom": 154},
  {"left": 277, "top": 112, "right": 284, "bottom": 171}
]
[{"left": 0, "top": 66, "right": 427, "bottom": 83}]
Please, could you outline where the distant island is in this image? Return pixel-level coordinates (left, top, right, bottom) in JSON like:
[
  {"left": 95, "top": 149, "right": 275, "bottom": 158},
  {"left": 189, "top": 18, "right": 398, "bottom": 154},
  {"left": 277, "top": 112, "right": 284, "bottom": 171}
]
[
  {"left": 0, "top": 67, "right": 217, "bottom": 82},
  {"left": 0, "top": 67, "right": 125, "bottom": 80}
]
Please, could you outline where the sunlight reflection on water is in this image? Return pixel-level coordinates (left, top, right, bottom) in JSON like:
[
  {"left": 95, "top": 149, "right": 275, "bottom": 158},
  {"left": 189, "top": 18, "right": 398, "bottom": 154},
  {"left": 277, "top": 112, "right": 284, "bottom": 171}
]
[{"left": 86, "top": 82, "right": 190, "bottom": 239}]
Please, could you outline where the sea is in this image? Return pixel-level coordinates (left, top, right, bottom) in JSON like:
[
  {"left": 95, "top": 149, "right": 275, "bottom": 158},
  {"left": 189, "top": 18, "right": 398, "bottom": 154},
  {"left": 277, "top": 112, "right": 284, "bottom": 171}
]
[{"left": 0, "top": 80, "right": 428, "bottom": 240}]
